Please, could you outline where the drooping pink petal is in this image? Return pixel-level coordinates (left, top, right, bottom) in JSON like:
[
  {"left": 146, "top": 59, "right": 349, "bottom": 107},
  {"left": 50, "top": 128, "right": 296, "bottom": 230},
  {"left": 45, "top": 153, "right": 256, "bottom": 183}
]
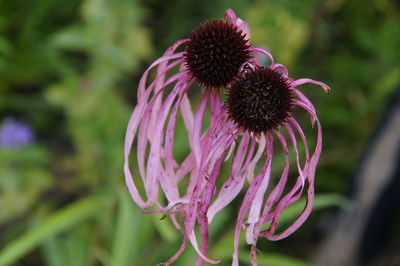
[
  {"left": 166, "top": 116, "right": 238, "bottom": 264},
  {"left": 146, "top": 78, "right": 192, "bottom": 204},
  {"left": 261, "top": 121, "right": 308, "bottom": 237},
  {"left": 223, "top": 9, "right": 250, "bottom": 40},
  {"left": 233, "top": 134, "right": 273, "bottom": 266},
  {"left": 252, "top": 131, "right": 290, "bottom": 242},
  {"left": 207, "top": 134, "right": 256, "bottom": 222},
  {"left": 125, "top": 9, "right": 330, "bottom": 266},
  {"left": 246, "top": 136, "right": 266, "bottom": 183},
  {"left": 291, "top": 78, "right": 331, "bottom": 93},
  {"left": 251, "top": 47, "right": 275, "bottom": 66},
  {"left": 261, "top": 99, "right": 322, "bottom": 240},
  {"left": 180, "top": 93, "right": 195, "bottom": 135},
  {"left": 137, "top": 65, "right": 186, "bottom": 181},
  {"left": 197, "top": 156, "right": 224, "bottom": 266},
  {"left": 164, "top": 79, "right": 195, "bottom": 181},
  {"left": 124, "top": 55, "right": 187, "bottom": 208},
  {"left": 271, "top": 63, "right": 289, "bottom": 77},
  {"left": 263, "top": 130, "right": 290, "bottom": 210},
  {"left": 191, "top": 90, "right": 209, "bottom": 166},
  {"left": 245, "top": 133, "right": 274, "bottom": 245}
]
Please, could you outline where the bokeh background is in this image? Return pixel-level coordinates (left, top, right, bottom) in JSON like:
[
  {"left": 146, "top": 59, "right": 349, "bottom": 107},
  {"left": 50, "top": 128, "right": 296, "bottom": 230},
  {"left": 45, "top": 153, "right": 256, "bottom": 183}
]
[{"left": 1, "top": 0, "right": 399, "bottom": 265}]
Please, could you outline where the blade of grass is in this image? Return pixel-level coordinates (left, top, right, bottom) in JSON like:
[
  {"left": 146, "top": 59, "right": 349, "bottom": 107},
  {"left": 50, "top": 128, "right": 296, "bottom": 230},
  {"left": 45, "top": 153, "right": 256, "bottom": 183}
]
[
  {"left": 279, "top": 193, "right": 351, "bottom": 225},
  {"left": 0, "top": 195, "right": 107, "bottom": 266},
  {"left": 110, "top": 190, "right": 142, "bottom": 266},
  {"left": 41, "top": 237, "right": 66, "bottom": 266}
]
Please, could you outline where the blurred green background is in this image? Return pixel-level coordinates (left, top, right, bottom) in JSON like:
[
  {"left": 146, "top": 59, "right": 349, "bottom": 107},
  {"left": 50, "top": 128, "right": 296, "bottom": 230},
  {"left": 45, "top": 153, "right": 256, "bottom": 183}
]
[{"left": 0, "top": 0, "right": 399, "bottom": 265}]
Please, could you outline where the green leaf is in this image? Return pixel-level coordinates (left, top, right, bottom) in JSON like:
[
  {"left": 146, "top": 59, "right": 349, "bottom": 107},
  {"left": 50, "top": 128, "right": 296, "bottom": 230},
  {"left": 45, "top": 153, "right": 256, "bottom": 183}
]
[
  {"left": 0, "top": 195, "right": 107, "bottom": 266},
  {"left": 41, "top": 237, "right": 66, "bottom": 266},
  {"left": 279, "top": 193, "right": 351, "bottom": 226},
  {"left": 110, "top": 190, "right": 143, "bottom": 266},
  {"left": 42, "top": 226, "right": 91, "bottom": 266}
]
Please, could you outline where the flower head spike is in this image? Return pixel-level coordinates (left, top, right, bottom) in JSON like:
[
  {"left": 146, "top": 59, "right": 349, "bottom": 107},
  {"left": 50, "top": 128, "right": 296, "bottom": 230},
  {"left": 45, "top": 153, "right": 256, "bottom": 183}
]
[{"left": 185, "top": 20, "right": 251, "bottom": 88}]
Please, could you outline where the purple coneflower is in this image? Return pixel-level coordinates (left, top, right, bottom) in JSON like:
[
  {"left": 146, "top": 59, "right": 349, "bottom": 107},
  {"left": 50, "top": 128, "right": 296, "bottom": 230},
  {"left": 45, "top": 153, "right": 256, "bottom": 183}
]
[
  {"left": 0, "top": 117, "right": 34, "bottom": 149},
  {"left": 175, "top": 61, "right": 330, "bottom": 266},
  {"left": 124, "top": 9, "right": 330, "bottom": 266},
  {"left": 124, "top": 8, "right": 252, "bottom": 210},
  {"left": 216, "top": 64, "right": 330, "bottom": 265}
]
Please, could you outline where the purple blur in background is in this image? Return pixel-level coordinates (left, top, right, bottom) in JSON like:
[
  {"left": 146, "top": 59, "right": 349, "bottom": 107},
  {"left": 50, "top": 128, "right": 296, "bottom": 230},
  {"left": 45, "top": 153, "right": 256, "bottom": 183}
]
[{"left": 0, "top": 118, "right": 34, "bottom": 149}]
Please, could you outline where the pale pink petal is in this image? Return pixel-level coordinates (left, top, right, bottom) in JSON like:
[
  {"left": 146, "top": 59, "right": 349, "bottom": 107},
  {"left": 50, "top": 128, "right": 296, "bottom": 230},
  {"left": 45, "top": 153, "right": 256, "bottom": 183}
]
[
  {"left": 191, "top": 91, "right": 209, "bottom": 166},
  {"left": 262, "top": 122, "right": 307, "bottom": 236},
  {"left": 291, "top": 78, "right": 331, "bottom": 93},
  {"left": 246, "top": 136, "right": 266, "bottom": 183},
  {"left": 251, "top": 47, "right": 275, "bottom": 66},
  {"left": 285, "top": 122, "right": 308, "bottom": 186},
  {"left": 264, "top": 131, "right": 290, "bottom": 209},
  {"left": 180, "top": 93, "right": 195, "bottom": 133},
  {"left": 236, "top": 19, "right": 250, "bottom": 40},
  {"left": 263, "top": 101, "right": 322, "bottom": 240},
  {"left": 175, "top": 152, "right": 195, "bottom": 183},
  {"left": 134, "top": 69, "right": 188, "bottom": 204},
  {"left": 252, "top": 131, "right": 290, "bottom": 240},
  {"left": 146, "top": 81, "right": 185, "bottom": 203},
  {"left": 224, "top": 141, "right": 237, "bottom": 162},
  {"left": 271, "top": 63, "right": 289, "bottom": 77},
  {"left": 167, "top": 118, "right": 238, "bottom": 264},
  {"left": 245, "top": 134, "right": 273, "bottom": 245},
  {"left": 224, "top": 9, "right": 237, "bottom": 24},
  {"left": 291, "top": 88, "right": 317, "bottom": 118},
  {"left": 207, "top": 134, "right": 255, "bottom": 222},
  {"left": 189, "top": 232, "right": 221, "bottom": 265},
  {"left": 209, "top": 90, "right": 223, "bottom": 128},
  {"left": 137, "top": 52, "right": 185, "bottom": 98},
  {"left": 137, "top": 66, "right": 186, "bottom": 185},
  {"left": 165, "top": 79, "right": 195, "bottom": 176},
  {"left": 197, "top": 156, "right": 224, "bottom": 266},
  {"left": 233, "top": 135, "right": 273, "bottom": 266}
]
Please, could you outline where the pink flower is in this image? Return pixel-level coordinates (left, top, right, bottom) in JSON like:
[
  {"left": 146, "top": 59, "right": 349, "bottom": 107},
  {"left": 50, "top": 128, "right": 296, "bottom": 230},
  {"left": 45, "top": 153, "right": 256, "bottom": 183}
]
[
  {"left": 124, "top": 9, "right": 330, "bottom": 266},
  {"left": 176, "top": 62, "right": 329, "bottom": 266},
  {"left": 124, "top": 10, "right": 250, "bottom": 207},
  {"left": 222, "top": 64, "right": 330, "bottom": 265}
]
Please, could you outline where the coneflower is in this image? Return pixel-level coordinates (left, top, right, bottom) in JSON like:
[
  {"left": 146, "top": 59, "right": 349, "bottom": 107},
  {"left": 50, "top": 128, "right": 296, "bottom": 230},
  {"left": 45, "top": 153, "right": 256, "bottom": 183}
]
[
  {"left": 177, "top": 61, "right": 330, "bottom": 266},
  {"left": 124, "top": 9, "right": 255, "bottom": 265},
  {"left": 124, "top": 9, "right": 330, "bottom": 266}
]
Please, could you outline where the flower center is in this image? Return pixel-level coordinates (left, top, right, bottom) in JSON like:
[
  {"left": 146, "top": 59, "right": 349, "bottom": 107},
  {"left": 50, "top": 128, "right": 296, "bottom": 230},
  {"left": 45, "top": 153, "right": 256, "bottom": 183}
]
[
  {"left": 185, "top": 20, "right": 250, "bottom": 88},
  {"left": 227, "top": 67, "right": 293, "bottom": 133}
]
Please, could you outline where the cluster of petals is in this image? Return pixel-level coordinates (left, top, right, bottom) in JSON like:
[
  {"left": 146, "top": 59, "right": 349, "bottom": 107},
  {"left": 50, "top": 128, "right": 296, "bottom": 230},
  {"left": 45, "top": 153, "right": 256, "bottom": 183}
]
[{"left": 124, "top": 9, "right": 330, "bottom": 266}]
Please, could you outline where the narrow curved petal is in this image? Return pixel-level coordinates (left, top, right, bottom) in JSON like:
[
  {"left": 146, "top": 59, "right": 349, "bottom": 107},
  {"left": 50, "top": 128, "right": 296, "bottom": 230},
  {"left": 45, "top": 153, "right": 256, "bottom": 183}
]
[
  {"left": 197, "top": 156, "right": 224, "bottom": 266},
  {"left": 263, "top": 100, "right": 322, "bottom": 240},
  {"left": 124, "top": 9, "right": 329, "bottom": 266},
  {"left": 271, "top": 63, "right": 289, "bottom": 77},
  {"left": 207, "top": 134, "right": 256, "bottom": 222},
  {"left": 233, "top": 135, "right": 273, "bottom": 266},
  {"left": 291, "top": 78, "right": 331, "bottom": 93},
  {"left": 252, "top": 47, "right": 275, "bottom": 66}
]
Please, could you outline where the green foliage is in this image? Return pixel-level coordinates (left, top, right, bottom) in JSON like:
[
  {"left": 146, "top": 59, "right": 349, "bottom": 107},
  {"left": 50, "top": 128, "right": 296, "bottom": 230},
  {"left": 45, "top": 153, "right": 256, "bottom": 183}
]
[
  {"left": 0, "top": 0, "right": 399, "bottom": 265},
  {"left": 0, "top": 146, "right": 51, "bottom": 223},
  {"left": 0, "top": 195, "right": 107, "bottom": 266}
]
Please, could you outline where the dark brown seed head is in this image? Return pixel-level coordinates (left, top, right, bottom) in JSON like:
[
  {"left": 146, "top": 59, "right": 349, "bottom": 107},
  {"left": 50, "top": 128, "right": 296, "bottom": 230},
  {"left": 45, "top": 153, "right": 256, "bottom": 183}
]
[
  {"left": 184, "top": 20, "right": 251, "bottom": 88},
  {"left": 227, "top": 67, "right": 293, "bottom": 133}
]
